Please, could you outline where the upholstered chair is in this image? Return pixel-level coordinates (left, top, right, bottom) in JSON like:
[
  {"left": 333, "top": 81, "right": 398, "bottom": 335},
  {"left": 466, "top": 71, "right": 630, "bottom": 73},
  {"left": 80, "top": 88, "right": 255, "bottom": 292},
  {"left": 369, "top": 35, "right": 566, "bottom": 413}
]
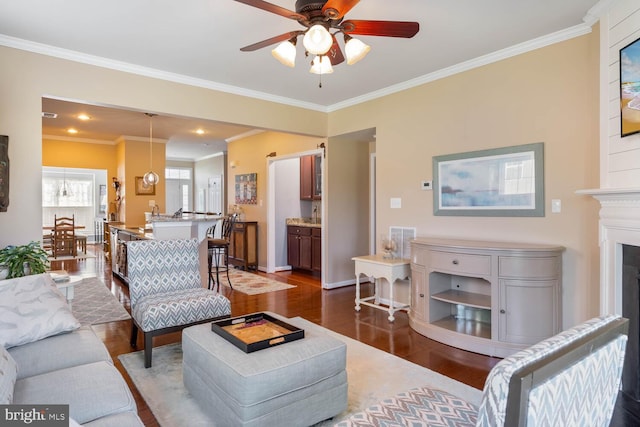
[
  {"left": 127, "top": 238, "right": 231, "bottom": 368},
  {"left": 338, "top": 315, "right": 628, "bottom": 427}
]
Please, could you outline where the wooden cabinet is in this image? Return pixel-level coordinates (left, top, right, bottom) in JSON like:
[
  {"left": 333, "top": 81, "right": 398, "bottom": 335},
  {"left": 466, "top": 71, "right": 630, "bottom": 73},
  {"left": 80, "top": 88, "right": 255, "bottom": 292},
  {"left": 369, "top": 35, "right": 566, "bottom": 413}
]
[
  {"left": 228, "top": 221, "right": 258, "bottom": 270},
  {"left": 287, "top": 225, "right": 321, "bottom": 272},
  {"left": 300, "top": 154, "right": 322, "bottom": 200},
  {"left": 312, "top": 227, "right": 322, "bottom": 272},
  {"left": 409, "top": 238, "right": 563, "bottom": 357}
]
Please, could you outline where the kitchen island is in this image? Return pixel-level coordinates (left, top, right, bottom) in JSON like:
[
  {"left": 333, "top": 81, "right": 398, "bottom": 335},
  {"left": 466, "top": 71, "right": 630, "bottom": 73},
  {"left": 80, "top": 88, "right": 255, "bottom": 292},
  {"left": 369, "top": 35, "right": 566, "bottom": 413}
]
[{"left": 110, "top": 213, "right": 221, "bottom": 288}]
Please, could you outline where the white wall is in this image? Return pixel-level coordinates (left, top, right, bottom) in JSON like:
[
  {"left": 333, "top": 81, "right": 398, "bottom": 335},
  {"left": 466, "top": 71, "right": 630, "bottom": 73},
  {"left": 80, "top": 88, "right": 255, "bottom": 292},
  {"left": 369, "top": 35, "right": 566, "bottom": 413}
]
[
  {"left": 601, "top": 0, "right": 640, "bottom": 187},
  {"left": 274, "top": 157, "right": 301, "bottom": 269}
]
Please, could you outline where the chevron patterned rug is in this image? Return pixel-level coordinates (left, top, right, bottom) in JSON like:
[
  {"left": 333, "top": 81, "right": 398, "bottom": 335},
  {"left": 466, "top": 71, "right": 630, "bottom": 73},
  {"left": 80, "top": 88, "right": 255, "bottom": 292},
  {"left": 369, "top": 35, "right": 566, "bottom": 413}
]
[
  {"left": 71, "top": 276, "right": 131, "bottom": 325},
  {"left": 119, "top": 317, "right": 482, "bottom": 427}
]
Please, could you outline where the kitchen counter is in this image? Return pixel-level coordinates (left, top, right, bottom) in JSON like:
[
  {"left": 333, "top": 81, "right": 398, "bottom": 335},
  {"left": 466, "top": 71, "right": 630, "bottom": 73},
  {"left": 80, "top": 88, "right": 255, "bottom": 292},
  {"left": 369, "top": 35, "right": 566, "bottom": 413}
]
[
  {"left": 150, "top": 213, "right": 221, "bottom": 223},
  {"left": 286, "top": 218, "right": 321, "bottom": 228}
]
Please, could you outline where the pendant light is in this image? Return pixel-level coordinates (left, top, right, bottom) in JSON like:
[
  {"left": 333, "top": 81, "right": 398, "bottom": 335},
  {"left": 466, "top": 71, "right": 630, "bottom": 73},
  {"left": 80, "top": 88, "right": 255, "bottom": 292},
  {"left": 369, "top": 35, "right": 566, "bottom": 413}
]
[
  {"left": 61, "top": 168, "right": 71, "bottom": 197},
  {"left": 143, "top": 113, "right": 159, "bottom": 187}
]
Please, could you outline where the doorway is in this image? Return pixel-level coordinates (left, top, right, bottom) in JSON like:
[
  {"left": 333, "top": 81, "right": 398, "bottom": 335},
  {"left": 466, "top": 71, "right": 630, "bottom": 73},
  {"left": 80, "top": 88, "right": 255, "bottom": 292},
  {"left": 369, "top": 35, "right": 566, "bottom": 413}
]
[{"left": 266, "top": 149, "right": 324, "bottom": 281}]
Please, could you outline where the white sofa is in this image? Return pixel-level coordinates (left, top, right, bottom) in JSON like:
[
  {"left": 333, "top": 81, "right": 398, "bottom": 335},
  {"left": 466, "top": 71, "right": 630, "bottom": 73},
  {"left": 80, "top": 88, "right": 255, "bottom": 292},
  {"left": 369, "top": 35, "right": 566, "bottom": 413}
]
[{"left": 0, "top": 273, "right": 143, "bottom": 426}]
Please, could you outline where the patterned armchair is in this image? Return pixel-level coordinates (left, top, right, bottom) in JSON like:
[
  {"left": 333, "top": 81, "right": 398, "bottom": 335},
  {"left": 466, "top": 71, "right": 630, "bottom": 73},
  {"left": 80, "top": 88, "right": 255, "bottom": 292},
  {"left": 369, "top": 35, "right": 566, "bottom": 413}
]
[
  {"left": 337, "top": 315, "right": 629, "bottom": 427},
  {"left": 127, "top": 238, "right": 231, "bottom": 368}
]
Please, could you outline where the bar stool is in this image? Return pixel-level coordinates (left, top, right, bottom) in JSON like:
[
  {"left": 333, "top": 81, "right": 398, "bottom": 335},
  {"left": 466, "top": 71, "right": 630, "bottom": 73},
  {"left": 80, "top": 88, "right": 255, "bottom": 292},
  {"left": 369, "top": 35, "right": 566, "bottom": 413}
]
[{"left": 206, "top": 215, "right": 236, "bottom": 291}]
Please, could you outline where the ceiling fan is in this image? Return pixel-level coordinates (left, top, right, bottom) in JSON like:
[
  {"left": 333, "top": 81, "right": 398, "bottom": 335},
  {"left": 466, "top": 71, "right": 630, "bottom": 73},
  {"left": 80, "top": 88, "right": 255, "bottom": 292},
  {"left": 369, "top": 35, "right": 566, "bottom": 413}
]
[{"left": 234, "top": 0, "right": 419, "bottom": 75}]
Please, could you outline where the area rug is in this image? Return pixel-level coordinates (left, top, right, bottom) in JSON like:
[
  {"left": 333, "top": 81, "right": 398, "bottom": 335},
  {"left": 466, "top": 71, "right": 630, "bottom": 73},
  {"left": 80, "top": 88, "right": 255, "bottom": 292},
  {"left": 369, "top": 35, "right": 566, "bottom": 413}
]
[
  {"left": 71, "top": 276, "right": 131, "bottom": 325},
  {"left": 220, "top": 268, "right": 296, "bottom": 295},
  {"left": 119, "top": 317, "right": 482, "bottom": 427},
  {"left": 48, "top": 253, "right": 96, "bottom": 262}
]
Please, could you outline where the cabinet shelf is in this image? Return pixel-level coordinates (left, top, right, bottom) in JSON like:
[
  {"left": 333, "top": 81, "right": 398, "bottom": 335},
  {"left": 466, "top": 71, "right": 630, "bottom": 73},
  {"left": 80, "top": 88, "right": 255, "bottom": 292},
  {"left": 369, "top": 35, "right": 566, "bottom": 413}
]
[
  {"left": 409, "top": 237, "right": 564, "bottom": 358},
  {"left": 431, "top": 290, "right": 490, "bottom": 310},
  {"left": 431, "top": 316, "right": 491, "bottom": 340}
]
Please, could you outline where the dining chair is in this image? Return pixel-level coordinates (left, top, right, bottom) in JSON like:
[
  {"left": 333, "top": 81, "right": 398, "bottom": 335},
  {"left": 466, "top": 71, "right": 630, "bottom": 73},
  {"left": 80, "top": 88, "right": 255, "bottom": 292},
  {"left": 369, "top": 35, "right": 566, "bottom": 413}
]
[
  {"left": 52, "top": 215, "right": 76, "bottom": 258},
  {"left": 206, "top": 214, "right": 236, "bottom": 291}
]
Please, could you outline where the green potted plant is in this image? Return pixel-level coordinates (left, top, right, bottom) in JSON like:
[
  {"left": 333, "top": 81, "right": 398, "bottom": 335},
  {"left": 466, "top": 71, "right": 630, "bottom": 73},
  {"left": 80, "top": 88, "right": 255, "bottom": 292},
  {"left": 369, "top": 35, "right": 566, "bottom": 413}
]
[{"left": 0, "top": 241, "right": 50, "bottom": 279}]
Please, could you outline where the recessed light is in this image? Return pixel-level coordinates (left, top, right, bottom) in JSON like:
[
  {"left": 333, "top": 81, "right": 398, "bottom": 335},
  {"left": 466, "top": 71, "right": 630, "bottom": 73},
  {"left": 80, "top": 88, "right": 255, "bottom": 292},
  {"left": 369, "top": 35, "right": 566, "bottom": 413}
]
[
  {"left": 77, "top": 114, "right": 91, "bottom": 121},
  {"left": 67, "top": 128, "right": 78, "bottom": 134},
  {"left": 196, "top": 129, "right": 205, "bottom": 135}
]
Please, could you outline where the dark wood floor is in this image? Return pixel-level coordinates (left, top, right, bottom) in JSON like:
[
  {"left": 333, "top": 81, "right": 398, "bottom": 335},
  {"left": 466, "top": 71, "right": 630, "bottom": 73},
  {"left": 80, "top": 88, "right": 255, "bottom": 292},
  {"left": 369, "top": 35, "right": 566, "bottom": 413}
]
[{"left": 53, "top": 244, "right": 637, "bottom": 427}]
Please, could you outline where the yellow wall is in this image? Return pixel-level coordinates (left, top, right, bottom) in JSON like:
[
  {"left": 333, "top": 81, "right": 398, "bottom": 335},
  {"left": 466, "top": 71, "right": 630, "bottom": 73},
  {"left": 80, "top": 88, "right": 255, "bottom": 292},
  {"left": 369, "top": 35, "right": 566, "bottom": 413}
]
[
  {"left": 42, "top": 138, "right": 118, "bottom": 215},
  {"left": 118, "top": 137, "right": 166, "bottom": 227}
]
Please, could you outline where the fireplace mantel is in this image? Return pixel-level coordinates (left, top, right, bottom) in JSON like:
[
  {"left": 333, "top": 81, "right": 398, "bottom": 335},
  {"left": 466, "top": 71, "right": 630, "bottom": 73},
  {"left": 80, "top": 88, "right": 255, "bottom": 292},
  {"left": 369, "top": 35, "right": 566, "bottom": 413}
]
[{"left": 577, "top": 187, "right": 640, "bottom": 315}]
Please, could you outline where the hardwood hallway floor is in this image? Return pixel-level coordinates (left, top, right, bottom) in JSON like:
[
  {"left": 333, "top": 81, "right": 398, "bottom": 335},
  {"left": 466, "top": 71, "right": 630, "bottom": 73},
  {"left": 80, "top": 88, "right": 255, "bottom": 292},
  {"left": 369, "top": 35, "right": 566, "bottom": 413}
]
[{"left": 52, "top": 244, "right": 500, "bottom": 426}]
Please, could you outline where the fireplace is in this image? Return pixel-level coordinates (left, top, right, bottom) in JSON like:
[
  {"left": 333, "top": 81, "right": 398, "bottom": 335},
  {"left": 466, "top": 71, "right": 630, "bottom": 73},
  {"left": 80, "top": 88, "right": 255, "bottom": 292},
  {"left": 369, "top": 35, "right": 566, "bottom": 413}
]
[
  {"left": 580, "top": 189, "right": 640, "bottom": 417},
  {"left": 623, "top": 244, "right": 640, "bottom": 401}
]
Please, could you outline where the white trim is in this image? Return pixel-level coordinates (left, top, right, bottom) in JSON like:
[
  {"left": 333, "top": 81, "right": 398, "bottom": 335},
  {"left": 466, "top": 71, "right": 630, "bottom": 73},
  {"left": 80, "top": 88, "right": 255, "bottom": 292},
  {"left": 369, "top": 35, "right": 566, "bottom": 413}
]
[
  {"left": 326, "top": 24, "right": 594, "bottom": 112},
  {"left": 1, "top": 20, "right": 596, "bottom": 113}
]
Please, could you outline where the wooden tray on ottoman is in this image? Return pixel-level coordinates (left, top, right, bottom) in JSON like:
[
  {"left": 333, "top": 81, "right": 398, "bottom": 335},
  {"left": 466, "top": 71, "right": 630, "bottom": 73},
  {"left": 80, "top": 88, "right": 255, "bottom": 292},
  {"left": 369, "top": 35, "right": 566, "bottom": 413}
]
[{"left": 211, "top": 312, "right": 305, "bottom": 353}]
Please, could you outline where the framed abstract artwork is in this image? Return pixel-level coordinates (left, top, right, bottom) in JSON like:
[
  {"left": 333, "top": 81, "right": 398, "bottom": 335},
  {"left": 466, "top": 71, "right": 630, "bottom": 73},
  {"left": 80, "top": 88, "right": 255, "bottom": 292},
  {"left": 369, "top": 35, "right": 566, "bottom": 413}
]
[
  {"left": 235, "top": 173, "right": 257, "bottom": 205},
  {"left": 135, "top": 176, "right": 155, "bottom": 195},
  {"left": 620, "top": 36, "right": 640, "bottom": 137},
  {"left": 433, "top": 143, "right": 544, "bottom": 217}
]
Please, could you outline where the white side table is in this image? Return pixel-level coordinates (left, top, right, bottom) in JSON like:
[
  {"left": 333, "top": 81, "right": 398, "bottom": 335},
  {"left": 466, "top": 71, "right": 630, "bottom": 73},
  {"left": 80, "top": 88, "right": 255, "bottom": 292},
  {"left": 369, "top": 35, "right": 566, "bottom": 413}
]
[
  {"left": 352, "top": 254, "right": 411, "bottom": 322},
  {"left": 55, "top": 275, "right": 84, "bottom": 309}
]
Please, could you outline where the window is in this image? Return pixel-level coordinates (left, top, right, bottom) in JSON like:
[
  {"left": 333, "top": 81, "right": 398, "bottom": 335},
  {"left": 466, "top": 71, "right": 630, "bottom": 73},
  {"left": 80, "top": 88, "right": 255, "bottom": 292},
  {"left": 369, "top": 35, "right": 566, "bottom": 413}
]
[
  {"left": 42, "top": 170, "right": 94, "bottom": 207},
  {"left": 165, "top": 167, "right": 192, "bottom": 212}
]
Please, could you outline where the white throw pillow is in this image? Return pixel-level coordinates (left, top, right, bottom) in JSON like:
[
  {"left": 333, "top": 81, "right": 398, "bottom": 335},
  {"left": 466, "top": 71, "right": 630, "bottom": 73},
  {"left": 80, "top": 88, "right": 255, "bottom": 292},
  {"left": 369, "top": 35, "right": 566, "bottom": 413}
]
[
  {"left": 0, "top": 273, "right": 80, "bottom": 348},
  {"left": 0, "top": 346, "right": 17, "bottom": 404}
]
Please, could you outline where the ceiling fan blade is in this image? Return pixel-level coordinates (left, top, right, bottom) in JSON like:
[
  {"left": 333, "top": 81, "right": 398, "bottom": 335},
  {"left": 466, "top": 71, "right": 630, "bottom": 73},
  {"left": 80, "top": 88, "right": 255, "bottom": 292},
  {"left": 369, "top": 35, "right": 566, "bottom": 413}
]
[
  {"left": 234, "top": 0, "right": 306, "bottom": 21},
  {"left": 322, "top": 0, "right": 360, "bottom": 20},
  {"left": 240, "top": 31, "right": 302, "bottom": 52},
  {"left": 342, "top": 20, "right": 420, "bottom": 38},
  {"left": 327, "top": 34, "right": 345, "bottom": 65}
]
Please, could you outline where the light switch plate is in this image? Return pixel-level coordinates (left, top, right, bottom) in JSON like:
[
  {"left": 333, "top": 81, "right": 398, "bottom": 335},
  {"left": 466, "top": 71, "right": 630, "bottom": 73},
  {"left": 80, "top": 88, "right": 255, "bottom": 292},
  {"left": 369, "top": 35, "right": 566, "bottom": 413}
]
[
  {"left": 551, "top": 199, "right": 561, "bottom": 213},
  {"left": 421, "top": 180, "right": 432, "bottom": 190},
  {"left": 390, "top": 198, "right": 402, "bottom": 209}
]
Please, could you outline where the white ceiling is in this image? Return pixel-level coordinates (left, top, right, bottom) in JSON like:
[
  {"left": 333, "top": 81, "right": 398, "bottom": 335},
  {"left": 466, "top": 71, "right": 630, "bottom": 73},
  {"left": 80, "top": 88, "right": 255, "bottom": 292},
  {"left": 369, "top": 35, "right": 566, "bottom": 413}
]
[{"left": 1, "top": 0, "right": 605, "bottom": 160}]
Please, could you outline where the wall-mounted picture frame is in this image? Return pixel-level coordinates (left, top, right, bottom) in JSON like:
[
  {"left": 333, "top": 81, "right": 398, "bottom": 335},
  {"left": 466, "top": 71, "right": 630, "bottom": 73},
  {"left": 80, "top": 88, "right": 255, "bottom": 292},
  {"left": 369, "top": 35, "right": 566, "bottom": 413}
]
[
  {"left": 135, "top": 176, "right": 155, "bottom": 195},
  {"left": 235, "top": 173, "right": 257, "bottom": 205},
  {"left": 620, "top": 35, "right": 640, "bottom": 138},
  {"left": 433, "top": 142, "right": 544, "bottom": 217}
]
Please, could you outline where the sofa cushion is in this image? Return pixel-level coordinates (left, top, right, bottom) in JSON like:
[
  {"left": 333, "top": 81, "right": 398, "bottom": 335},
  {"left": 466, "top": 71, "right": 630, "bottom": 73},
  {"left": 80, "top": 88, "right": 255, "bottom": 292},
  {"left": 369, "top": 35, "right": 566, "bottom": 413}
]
[
  {"left": 0, "top": 346, "right": 17, "bottom": 404},
  {"left": 80, "top": 411, "right": 144, "bottom": 427},
  {"left": 13, "top": 361, "right": 137, "bottom": 424},
  {"left": 0, "top": 273, "right": 80, "bottom": 348},
  {"left": 8, "top": 326, "right": 111, "bottom": 379}
]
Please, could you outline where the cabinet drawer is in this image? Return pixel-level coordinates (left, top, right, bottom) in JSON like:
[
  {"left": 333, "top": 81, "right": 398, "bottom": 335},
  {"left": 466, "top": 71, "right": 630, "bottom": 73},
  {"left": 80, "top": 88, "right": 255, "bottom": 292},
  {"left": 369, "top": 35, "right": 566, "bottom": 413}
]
[
  {"left": 499, "top": 256, "right": 560, "bottom": 279},
  {"left": 287, "top": 226, "right": 312, "bottom": 236},
  {"left": 429, "top": 250, "right": 491, "bottom": 276},
  {"left": 312, "top": 228, "right": 321, "bottom": 237}
]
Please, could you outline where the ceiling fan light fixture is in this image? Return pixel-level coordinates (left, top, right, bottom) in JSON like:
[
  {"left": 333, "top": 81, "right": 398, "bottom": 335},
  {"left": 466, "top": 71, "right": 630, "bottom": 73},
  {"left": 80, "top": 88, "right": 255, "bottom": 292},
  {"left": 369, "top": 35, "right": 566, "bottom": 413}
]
[
  {"left": 344, "top": 35, "right": 371, "bottom": 65},
  {"left": 310, "top": 55, "right": 333, "bottom": 75},
  {"left": 303, "top": 24, "right": 333, "bottom": 55},
  {"left": 272, "top": 39, "right": 297, "bottom": 67}
]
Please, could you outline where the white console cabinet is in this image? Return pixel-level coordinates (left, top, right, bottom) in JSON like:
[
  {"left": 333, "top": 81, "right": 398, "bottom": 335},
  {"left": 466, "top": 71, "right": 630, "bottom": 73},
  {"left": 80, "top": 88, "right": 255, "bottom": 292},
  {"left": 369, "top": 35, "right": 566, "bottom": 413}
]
[{"left": 409, "top": 238, "right": 563, "bottom": 357}]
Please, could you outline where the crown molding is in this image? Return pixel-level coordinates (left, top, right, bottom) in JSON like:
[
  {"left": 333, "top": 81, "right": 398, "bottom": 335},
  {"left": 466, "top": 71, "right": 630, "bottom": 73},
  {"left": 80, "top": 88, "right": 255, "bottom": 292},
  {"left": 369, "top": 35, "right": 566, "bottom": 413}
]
[
  {"left": 0, "top": 34, "right": 328, "bottom": 113},
  {"left": 327, "top": 23, "right": 594, "bottom": 112},
  {"left": 1, "top": 13, "right": 601, "bottom": 114},
  {"left": 42, "top": 134, "right": 116, "bottom": 145}
]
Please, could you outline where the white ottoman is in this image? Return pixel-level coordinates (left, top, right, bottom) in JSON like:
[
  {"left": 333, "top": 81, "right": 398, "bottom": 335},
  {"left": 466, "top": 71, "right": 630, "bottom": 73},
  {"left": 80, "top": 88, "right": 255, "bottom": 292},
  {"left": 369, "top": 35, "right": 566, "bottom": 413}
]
[{"left": 182, "top": 313, "right": 348, "bottom": 427}]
